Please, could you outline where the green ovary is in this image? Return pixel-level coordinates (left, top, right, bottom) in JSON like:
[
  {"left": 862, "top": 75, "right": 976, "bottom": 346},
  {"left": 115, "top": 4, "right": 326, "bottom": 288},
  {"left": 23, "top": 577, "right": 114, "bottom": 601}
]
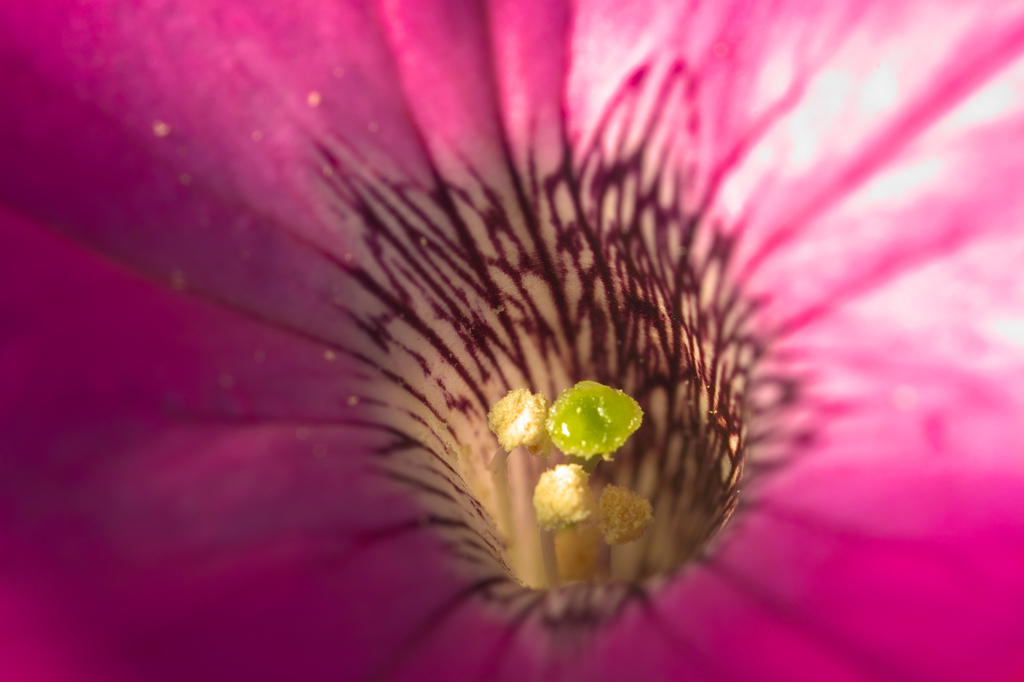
[{"left": 546, "top": 380, "right": 643, "bottom": 459}]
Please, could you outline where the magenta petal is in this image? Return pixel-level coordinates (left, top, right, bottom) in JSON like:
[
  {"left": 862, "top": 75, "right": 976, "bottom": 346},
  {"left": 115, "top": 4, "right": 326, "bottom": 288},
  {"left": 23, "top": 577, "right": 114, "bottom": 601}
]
[
  {"left": 377, "top": 0, "right": 576, "bottom": 195},
  {"left": 708, "top": 6, "right": 1024, "bottom": 326},
  {"left": 4, "top": 0, "right": 1024, "bottom": 680},
  {"left": 669, "top": 467, "right": 1024, "bottom": 682},
  {"left": 0, "top": 0, "right": 580, "bottom": 332},
  {"left": 581, "top": 298, "right": 1024, "bottom": 679},
  {"left": 0, "top": 209, "right": 515, "bottom": 680},
  {"left": 0, "top": 0, "right": 442, "bottom": 333},
  {"left": 486, "top": 0, "right": 572, "bottom": 172},
  {"left": 560, "top": 3, "right": 1024, "bottom": 680}
]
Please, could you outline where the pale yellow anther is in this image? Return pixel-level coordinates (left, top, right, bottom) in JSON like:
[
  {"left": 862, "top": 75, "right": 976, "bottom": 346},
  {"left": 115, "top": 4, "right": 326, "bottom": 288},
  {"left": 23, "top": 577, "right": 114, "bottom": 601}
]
[
  {"left": 598, "top": 485, "right": 653, "bottom": 545},
  {"left": 487, "top": 388, "right": 551, "bottom": 455},
  {"left": 532, "top": 464, "right": 595, "bottom": 532}
]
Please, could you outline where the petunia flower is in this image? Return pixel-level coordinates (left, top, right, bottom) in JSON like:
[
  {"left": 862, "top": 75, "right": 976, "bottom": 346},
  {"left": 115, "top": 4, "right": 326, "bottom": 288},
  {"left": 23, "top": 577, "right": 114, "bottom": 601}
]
[{"left": 2, "top": 1, "right": 1024, "bottom": 681}]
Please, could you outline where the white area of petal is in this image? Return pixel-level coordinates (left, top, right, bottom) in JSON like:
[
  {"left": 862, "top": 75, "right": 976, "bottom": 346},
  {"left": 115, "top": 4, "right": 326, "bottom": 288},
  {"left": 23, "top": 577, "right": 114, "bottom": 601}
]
[
  {"left": 843, "top": 156, "right": 947, "bottom": 212},
  {"left": 930, "top": 56, "right": 1024, "bottom": 138},
  {"left": 988, "top": 318, "right": 1024, "bottom": 348},
  {"left": 755, "top": 50, "right": 796, "bottom": 110},
  {"left": 860, "top": 63, "right": 900, "bottom": 115}
]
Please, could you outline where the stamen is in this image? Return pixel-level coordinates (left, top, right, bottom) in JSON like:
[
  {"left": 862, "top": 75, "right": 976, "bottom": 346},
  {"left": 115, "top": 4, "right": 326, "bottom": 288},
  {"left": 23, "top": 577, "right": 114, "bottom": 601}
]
[
  {"left": 487, "top": 388, "right": 551, "bottom": 456},
  {"left": 598, "top": 485, "right": 654, "bottom": 545},
  {"left": 555, "top": 525, "right": 602, "bottom": 582},
  {"left": 488, "top": 446, "right": 514, "bottom": 546},
  {"left": 485, "top": 382, "right": 654, "bottom": 586},
  {"left": 532, "top": 464, "right": 596, "bottom": 531},
  {"left": 533, "top": 463, "right": 598, "bottom": 588},
  {"left": 539, "top": 529, "right": 560, "bottom": 588}
]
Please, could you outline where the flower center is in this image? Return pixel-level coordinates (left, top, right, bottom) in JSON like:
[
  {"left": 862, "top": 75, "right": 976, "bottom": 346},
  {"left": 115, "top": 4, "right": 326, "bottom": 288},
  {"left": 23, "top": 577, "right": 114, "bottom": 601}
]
[{"left": 323, "top": 64, "right": 760, "bottom": 622}]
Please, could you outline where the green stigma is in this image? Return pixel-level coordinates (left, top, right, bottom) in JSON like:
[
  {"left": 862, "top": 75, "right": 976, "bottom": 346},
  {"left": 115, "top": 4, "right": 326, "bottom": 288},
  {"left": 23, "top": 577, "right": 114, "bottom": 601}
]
[{"left": 545, "top": 380, "right": 643, "bottom": 459}]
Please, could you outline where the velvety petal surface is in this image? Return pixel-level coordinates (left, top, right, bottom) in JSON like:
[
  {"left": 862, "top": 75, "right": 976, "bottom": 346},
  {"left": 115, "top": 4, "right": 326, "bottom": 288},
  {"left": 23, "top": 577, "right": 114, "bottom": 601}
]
[
  {"left": 571, "top": 3, "right": 1024, "bottom": 681},
  {"left": 0, "top": 204, "right": 543, "bottom": 681},
  {"left": 0, "top": 2, "right": 569, "bottom": 678},
  {"left": 580, "top": 234, "right": 1024, "bottom": 682},
  {"left": 3, "top": 0, "right": 1024, "bottom": 681}
]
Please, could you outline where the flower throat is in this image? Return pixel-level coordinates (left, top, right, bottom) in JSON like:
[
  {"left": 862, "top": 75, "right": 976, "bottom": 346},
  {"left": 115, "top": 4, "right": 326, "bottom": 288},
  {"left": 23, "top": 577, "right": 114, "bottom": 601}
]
[{"left": 321, "top": 63, "right": 766, "bottom": 608}]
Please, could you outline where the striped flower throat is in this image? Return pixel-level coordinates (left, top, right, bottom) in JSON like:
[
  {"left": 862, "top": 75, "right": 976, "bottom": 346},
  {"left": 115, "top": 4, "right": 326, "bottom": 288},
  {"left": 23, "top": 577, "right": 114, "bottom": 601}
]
[{"left": 328, "top": 64, "right": 765, "bottom": 615}]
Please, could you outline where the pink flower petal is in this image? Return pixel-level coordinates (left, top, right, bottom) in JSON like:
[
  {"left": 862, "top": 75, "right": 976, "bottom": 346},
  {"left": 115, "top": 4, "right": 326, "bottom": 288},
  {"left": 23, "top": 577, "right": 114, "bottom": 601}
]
[
  {"left": 3, "top": 1, "right": 1024, "bottom": 681},
  {"left": 0, "top": 208, "right": 519, "bottom": 680},
  {"left": 0, "top": 0, "right": 441, "bottom": 336},
  {"left": 708, "top": 4, "right": 1024, "bottom": 327}
]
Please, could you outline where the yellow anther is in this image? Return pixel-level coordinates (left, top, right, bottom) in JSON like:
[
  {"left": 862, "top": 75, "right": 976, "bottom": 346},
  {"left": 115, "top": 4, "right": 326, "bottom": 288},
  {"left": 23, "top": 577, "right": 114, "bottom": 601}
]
[
  {"left": 487, "top": 388, "right": 551, "bottom": 455},
  {"left": 532, "top": 464, "right": 595, "bottom": 532},
  {"left": 598, "top": 485, "right": 653, "bottom": 545}
]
